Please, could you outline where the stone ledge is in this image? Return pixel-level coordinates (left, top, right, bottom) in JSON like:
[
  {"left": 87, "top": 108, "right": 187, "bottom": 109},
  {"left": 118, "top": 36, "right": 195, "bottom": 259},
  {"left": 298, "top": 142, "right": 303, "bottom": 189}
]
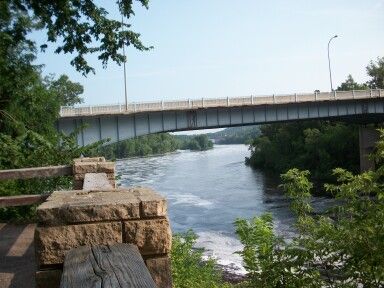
[
  {"left": 131, "top": 187, "right": 168, "bottom": 217},
  {"left": 35, "top": 222, "right": 122, "bottom": 266},
  {"left": 37, "top": 190, "right": 141, "bottom": 226},
  {"left": 123, "top": 218, "right": 171, "bottom": 255},
  {"left": 73, "top": 161, "right": 115, "bottom": 175},
  {"left": 73, "top": 157, "right": 105, "bottom": 163}
]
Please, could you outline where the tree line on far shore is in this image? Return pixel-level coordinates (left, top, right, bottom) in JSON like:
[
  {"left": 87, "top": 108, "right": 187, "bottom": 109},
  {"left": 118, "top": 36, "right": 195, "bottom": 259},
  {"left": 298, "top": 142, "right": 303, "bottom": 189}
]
[{"left": 90, "top": 134, "right": 214, "bottom": 160}]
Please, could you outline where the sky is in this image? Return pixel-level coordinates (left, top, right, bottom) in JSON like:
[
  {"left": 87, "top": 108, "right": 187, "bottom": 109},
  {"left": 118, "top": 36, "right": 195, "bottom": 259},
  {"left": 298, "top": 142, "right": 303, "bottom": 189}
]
[{"left": 33, "top": 0, "right": 384, "bottom": 106}]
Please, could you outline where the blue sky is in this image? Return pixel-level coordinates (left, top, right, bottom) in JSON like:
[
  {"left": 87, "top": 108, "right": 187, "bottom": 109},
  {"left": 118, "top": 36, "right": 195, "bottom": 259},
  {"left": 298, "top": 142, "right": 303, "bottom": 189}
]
[{"left": 34, "top": 0, "right": 384, "bottom": 106}]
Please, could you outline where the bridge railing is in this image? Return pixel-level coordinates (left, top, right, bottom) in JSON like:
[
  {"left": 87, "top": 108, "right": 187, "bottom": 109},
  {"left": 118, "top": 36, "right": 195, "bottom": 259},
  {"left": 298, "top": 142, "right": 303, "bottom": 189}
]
[{"left": 60, "top": 89, "right": 384, "bottom": 117}]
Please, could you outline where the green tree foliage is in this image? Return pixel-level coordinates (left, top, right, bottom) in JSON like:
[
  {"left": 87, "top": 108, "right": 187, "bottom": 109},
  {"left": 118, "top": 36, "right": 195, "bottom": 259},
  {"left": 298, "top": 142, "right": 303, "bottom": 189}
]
[
  {"left": 246, "top": 121, "right": 359, "bottom": 180},
  {"left": 91, "top": 133, "right": 180, "bottom": 159},
  {"left": 208, "top": 126, "right": 261, "bottom": 145},
  {"left": 91, "top": 133, "right": 215, "bottom": 160},
  {"left": 0, "top": 70, "right": 100, "bottom": 221},
  {"left": 337, "top": 74, "right": 367, "bottom": 91},
  {"left": 235, "top": 134, "right": 384, "bottom": 287},
  {"left": 171, "top": 230, "right": 231, "bottom": 288},
  {"left": 0, "top": 0, "right": 151, "bottom": 76},
  {"left": 367, "top": 57, "right": 384, "bottom": 89},
  {"left": 179, "top": 134, "right": 214, "bottom": 151},
  {"left": 47, "top": 74, "right": 84, "bottom": 106}
]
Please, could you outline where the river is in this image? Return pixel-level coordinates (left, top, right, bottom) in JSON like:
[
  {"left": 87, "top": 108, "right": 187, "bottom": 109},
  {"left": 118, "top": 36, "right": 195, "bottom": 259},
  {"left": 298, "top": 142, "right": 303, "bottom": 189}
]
[{"left": 116, "top": 144, "right": 333, "bottom": 274}]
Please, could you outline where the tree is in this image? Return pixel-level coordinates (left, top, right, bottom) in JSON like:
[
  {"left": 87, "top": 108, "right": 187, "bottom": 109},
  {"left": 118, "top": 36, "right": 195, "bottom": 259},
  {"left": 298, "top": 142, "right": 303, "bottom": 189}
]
[
  {"left": 366, "top": 57, "right": 384, "bottom": 89},
  {"left": 245, "top": 121, "right": 359, "bottom": 181},
  {"left": 337, "top": 74, "right": 367, "bottom": 91},
  {"left": 47, "top": 75, "right": 84, "bottom": 106},
  {"left": 0, "top": 0, "right": 151, "bottom": 75},
  {"left": 236, "top": 136, "right": 384, "bottom": 287}
]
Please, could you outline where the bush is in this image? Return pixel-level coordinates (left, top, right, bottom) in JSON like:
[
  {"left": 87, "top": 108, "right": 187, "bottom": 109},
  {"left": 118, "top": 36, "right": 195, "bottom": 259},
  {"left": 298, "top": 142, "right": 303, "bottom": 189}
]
[
  {"left": 171, "top": 230, "right": 231, "bottom": 288},
  {"left": 235, "top": 130, "right": 384, "bottom": 287}
]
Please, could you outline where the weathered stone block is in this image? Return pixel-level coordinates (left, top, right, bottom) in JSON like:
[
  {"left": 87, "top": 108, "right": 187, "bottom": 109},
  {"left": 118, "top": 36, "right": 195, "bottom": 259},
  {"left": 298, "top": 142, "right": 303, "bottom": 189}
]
[
  {"left": 73, "top": 180, "right": 83, "bottom": 190},
  {"left": 145, "top": 256, "right": 173, "bottom": 288},
  {"left": 123, "top": 218, "right": 171, "bottom": 255},
  {"left": 73, "top": 157, "right": 105, "bottom": 163},
  {"left": 35, "top": 270, "right": 62, "bottom": 288},
  {"left": 73, "top": 173, "right": 86, "bottom": 181},
  {"left": 35, "top": 222, "right": 122, "bottom": 266},
  {"left": 97, "top": 162, "right": 115, "bottom": 173},
  {"left": 131, "top": 187, "right": 168, "bottom": 217},
  {"left": 106, "top": 173, "right": 115, "bottom": 180},
  {"left": 73, "top": 162, "right": 97, "bottom": 174},
  {"left": 37, "top": 190, "right": 140, "bottom": 225},
  {"left": 83, "top": 173, "right": 113, "bottom": 190},
  {"left": 73, "top": 170, "right": 114, "bottom": 181},
  {"left": 109, "top": 180, "right": 116, "bottom": 188}
]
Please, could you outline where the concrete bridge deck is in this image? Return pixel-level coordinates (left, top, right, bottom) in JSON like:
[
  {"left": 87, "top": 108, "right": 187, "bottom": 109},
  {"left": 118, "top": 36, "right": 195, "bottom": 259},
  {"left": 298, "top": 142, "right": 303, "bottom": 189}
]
[
  {"left": 60, "top": 89, "right": 383, "bottom": 118},
  {"left": 57, "top": 89, "right": 384, "bottom": 147}
]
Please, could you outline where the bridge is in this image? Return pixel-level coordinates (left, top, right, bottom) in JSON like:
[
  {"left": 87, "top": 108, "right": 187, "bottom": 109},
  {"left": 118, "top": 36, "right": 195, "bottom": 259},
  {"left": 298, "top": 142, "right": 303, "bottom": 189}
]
[{"left": 58, "top": 89, "right": 384, "bottom": 147}]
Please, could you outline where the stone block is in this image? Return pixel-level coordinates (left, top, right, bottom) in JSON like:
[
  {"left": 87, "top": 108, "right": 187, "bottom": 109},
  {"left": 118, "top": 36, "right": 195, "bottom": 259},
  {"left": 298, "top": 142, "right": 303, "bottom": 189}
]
[
  {"left": 131, "top": 187, "right": 168, "bottom": 217},
  {"left": 73, "top": 157, "right": 105, "bottom": 163},
  {"left": 97, "top": 162, "right": 115, "bottom": 173},
  {"left": 83, "top": 173, "right": 113, "bottom": 190},
  {"left": 73, "top": 171, "right": 114, "bottom": 181},
  {"left": 73, "top": 162, "right": 97, "bottom": 174},
  {"left": 109, "top": 180, "right": 116, "bottom": 188},
  {"left": 37, "top": 190, "right": 140, "bottom": 225},
  {"left": 35, "top": 270, "right": 62, "bottom": 288},
  {"left": 123, "top": 218, "right": 171, "bottom": 255},
  {"left": 35, "top": 222, "right": 122, "bottom": 266},
  {"left": 145, "top": 256, "right": 173, "bottom": 288},
  {"left": 106, "top": 173, "right": 115, "bottom": 180},
  {"left": 73, "top": 180, "right": 83, "bottom": 190}
]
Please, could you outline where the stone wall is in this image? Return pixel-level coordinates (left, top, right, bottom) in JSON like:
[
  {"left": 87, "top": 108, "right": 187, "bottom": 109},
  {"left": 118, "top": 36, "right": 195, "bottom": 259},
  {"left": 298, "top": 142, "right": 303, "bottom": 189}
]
[
  {"left": 72, "top": 157, "right": 116, "bottom": 189},
  {"left": 35, "top": 157, "right": 173, "bottom": 288}
]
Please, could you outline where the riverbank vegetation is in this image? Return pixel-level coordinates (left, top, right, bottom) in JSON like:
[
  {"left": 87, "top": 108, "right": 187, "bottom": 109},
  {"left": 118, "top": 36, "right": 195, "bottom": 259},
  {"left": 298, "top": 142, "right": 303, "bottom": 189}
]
[
  {"left": 246, "top": 57, "right": 384, "bottom": 181},
  {"left": 245, "top": 121, "right": 359, "bottom": 181},
  {"left": 207, "top": 126, "right": 260, "bottom": 145},
  {"left": 90, "top": 134, "right": 214, "bottom": 160},
  {"left": 177, "top": 134, "right": 214, "bottom": 151},
  {"left": 171, "top": 230, "right": 232, "bottom": 288},
  {"left": 233, "top": 132, "right": 384, "bottom": 287}
]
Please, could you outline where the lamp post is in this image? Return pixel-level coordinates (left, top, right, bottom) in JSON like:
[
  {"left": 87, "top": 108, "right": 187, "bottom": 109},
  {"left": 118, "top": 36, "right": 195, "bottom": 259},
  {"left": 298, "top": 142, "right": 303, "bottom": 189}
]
[
  {"left": 327, "top": 35, "right": 338, "bottom": 91},
  {"left": 121, "top": 14, "right": 128, "bottom": 111}
]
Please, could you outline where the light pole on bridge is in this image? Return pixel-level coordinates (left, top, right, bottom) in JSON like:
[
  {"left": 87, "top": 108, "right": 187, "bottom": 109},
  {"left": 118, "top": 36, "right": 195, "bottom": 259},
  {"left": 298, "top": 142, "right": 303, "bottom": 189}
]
[
  {"left": 121, "top": 14, "right": 128, "bottom": 111},
  {"left": 328, "top": 35, "right": 338, "bottom": 91}
]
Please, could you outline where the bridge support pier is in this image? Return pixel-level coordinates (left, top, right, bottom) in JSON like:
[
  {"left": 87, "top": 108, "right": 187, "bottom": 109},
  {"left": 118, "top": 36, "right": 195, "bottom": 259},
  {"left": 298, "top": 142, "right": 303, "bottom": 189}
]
[{"left": 359, "top": 126, "right": 380, "bottom": 172}]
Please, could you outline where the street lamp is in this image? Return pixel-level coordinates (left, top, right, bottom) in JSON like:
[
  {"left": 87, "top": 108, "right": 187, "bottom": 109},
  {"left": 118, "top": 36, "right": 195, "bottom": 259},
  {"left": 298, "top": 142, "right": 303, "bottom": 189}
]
[
  {"left": 328, "top": 35, "right": 338, "bottom": 91},
  {"left": 121, "top": 14, "right": 128, "bottom": 111}
]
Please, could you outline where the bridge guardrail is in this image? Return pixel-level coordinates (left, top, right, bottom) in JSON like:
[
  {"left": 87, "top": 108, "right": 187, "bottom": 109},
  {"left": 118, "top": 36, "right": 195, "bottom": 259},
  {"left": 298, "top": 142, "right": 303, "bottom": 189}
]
[{"left": 59, "top": 89, "right": 384, "bottom": 117}]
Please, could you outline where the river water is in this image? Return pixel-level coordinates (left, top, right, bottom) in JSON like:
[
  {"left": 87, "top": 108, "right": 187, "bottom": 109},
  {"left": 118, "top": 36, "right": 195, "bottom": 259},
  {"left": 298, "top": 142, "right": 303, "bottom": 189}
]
[{"left": 116, "top": 145, "right": 333, "bottom": 274}]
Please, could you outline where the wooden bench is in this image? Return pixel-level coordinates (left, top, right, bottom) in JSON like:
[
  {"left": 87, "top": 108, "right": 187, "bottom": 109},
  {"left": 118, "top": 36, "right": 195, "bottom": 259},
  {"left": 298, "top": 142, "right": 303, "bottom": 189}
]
[{"left": 60, "top": 243, "right": 157, "bottom": 288}]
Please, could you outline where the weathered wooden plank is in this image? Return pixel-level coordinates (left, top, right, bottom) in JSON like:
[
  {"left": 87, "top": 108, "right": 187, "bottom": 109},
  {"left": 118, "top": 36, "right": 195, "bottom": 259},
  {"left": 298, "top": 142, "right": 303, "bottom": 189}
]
[
  {"left": 0, "top": 194, "right": 50, "bottom": 207},
  {"left": 0, "top": 165, "right": 72, "bottom": 180},
  {"left": 61, "top": 244, "right": 156, "bottom": 288}
]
